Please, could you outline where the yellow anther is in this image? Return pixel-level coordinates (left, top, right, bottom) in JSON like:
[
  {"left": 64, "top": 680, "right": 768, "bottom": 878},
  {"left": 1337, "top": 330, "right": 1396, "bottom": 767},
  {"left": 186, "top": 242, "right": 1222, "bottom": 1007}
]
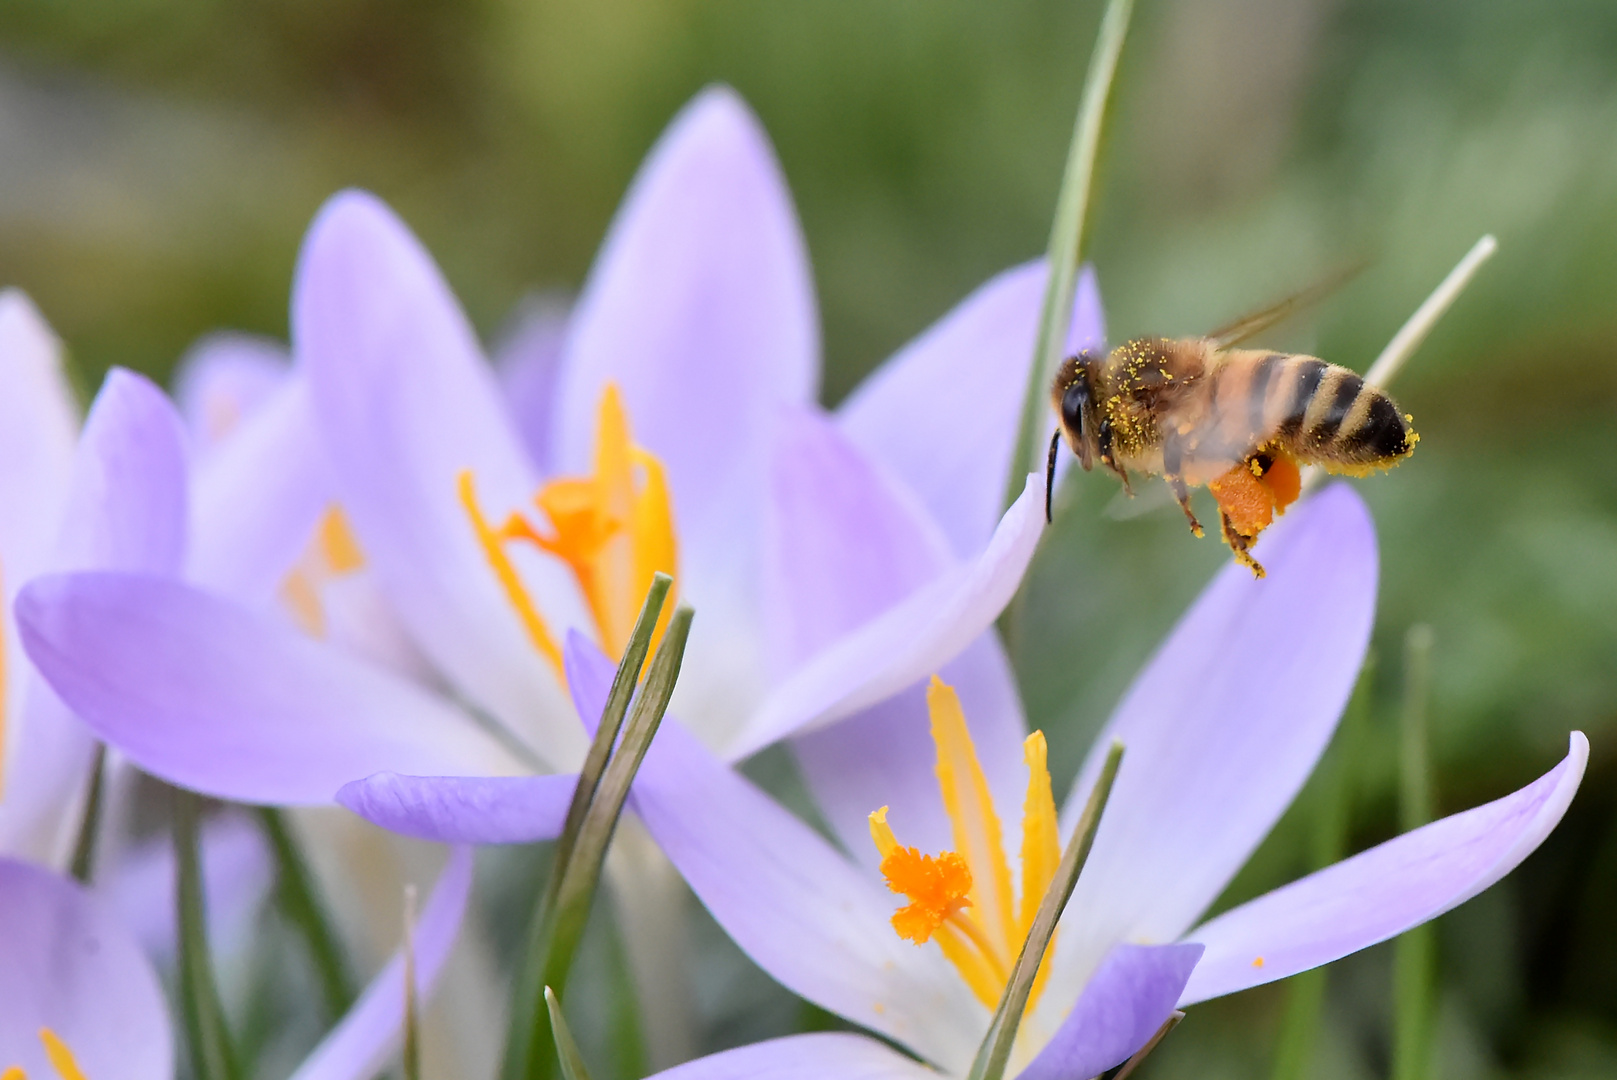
[
  {"left": 2, "top": 1066, "right": 23, "bottom": 1080},
  {"left": 278, "top": 507, "right": 367, "bottom": 638},
  {"left": 39, "top": 1029, "right": 87, "bottom": 1080},
  {"left": 460, "top": 383, "right": 679, "bottom": 669},
  {"left": 870, "top": 679, "right": 1067, "bottom": 1017}
]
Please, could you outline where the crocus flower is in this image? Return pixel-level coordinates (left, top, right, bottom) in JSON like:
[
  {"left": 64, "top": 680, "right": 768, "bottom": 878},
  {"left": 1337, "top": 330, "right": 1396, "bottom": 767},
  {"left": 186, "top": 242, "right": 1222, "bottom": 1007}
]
[
  {"left": 520, "top": 485, "right": 1582, "bottom": 1079},
  {"left": 18, "top": 85, "right": 1098, "bottom": 821},
  {"left": 0, "top": 846, "right": 472, "bottom": 1080}
]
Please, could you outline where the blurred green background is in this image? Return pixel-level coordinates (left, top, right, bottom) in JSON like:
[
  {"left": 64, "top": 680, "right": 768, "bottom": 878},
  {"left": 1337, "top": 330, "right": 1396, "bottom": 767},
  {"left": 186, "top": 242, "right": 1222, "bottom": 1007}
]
[{"left": 4, "top": 0, "right": 1616, "bottom": 1076}]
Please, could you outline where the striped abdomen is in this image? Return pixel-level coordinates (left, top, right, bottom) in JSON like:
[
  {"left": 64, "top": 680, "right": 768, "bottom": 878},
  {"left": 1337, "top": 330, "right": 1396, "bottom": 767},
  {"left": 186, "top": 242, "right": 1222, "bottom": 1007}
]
[{"left": 1204, "top": 350, "right": 1417, "bottom": 474}]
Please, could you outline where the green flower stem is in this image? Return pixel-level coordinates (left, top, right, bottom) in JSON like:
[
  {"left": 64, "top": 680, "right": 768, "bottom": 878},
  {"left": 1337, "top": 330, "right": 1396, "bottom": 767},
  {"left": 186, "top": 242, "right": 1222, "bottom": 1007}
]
[
  {"left": 69, "top": 743, "right": 107, "bottom": 883},
  {"left": 402, "top": 885, "right": 422, "bottom": 1080},
  {"left": 174, "top": 788, "right": 241, "bottom": 1080},
  {"left": 1004, "top": 0, "right": 1135, "bottom": 514},
  {"left": 256, "top": 806, "right": 356, "bottom": 1020},
  {"left": 502, "top": 575, "right": 687, "bottom": 1080},
  {"left": 1112, "top": 1010, "right": 1184, "bottom": 1080},
  {"left": 968, "top": 740, "right": 1126, "bottom": 1080},
  {"left": 1393, "top": 627, "right": 1436, "bottom": 1080}
]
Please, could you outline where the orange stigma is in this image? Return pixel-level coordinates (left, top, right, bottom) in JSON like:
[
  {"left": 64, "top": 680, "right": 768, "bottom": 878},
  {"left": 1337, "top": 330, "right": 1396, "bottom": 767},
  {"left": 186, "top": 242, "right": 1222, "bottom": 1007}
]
[
  {"left": 460, "top": 383, "right": 678, "bottom": 674},
  {"left": 868, "top": 678, "right": 1062, "bottom": 1013}
]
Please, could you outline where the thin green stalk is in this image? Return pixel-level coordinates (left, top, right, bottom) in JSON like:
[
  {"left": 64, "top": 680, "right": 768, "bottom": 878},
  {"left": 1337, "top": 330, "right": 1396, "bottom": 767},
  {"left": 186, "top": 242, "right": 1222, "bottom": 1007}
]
[
  {"left": 501, "top": 582, "right": 685, "bottom": 1080},
  {"left": 257, "top": 806, "right": 356, "bottom": 1019},
  {"left": 1112, "top": 1011, "right": 1184, "bottom": 1079},
  {"left": 174, "top": 789, "right": 240, "bottom": 1080},
  {"left": 1393, "top": 626, "right": 1436, "bottom": 1080},
  {"left": 402, "top": 885, "right": 421, "bottom": 1080},
  {"left": 545, "top": 988, "right": 596, "bottom": 1080},
  {"left": 1005, "top": 0, "right": 1135, "bottom": 513},
  {"left": 968, "top": 740, "right": 1126, "bottom": 1080},
  {"left": 69, "top": 743, "right": 107, "bottom": 883}
]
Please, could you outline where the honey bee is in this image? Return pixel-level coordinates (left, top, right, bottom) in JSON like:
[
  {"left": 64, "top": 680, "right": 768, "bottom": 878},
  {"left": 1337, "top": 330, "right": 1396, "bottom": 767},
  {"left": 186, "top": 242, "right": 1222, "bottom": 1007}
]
[{"left": 1046, "top": 292, "right": 1417, "bottom": 577}]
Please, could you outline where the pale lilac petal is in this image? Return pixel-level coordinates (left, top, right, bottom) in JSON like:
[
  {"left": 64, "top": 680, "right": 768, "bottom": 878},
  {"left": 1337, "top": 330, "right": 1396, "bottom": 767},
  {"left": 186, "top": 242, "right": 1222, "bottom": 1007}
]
[
  {"left": 792, "top": 633, "right": 1028, "bottom": 873},
  {"left": 1067, "top": 265, "right": 1106, "bottom": 356},
  {"left": 1038, "top": 485, "right": 1377, "bottom": 1023},
  {"left": 99, "top": 810, "right": 274, "bottom": 961},
  {"left": 763, "top": 406, "right": 952, "bottom": 677},
  {"left": 646, "top": 1033, "right": 939, "bottom": 1080},
  {"left": 172, "top": 331, "right": 290, "bottom": 451},
  {"left": 0, "top": 289, "right": 78, "bottom": 584},
  {"left": 554, "top": 86, "right": 817, "bottom": 551},
  {"left": 0, "top": 857, "right": 171, "bottom": 1080},
  {"left": 731, "top": 474, "right": 1046, "bottom": 759},
  {"left": 494, "top": 293, "right": 571, "bottom": 474},
  {"left": 563, "top": 636, "right": 985, "bottom": 1074},
  {"left": 337, "top": 772, "right": 577, "bottom": 844},
  {"left": 0, "top": 369, "right": 191, "bottom": 865},
  {"left": 18, "top": 573, "right": 526, "bottom": 804},
  {"left": 56, "top": 368, "right": 189, "bottom": 576},
  {"left": 1180, "top": 732, "right": 1587, "bottom": 1005},
  {"left": 186, "top": 376, "right": 334, "bottom": 604},
  {"left": 296, "top": 190, "right": 586, "bottom": 768},
  {"left": 290, "top": 845, "right": 474, "bottom": 1080},
  {"left": 836, "top": 264, "right": 1104, "bottom": 558},
  {"left": 1016, "top": 943, "right": 1200, "bottom": 1080}
]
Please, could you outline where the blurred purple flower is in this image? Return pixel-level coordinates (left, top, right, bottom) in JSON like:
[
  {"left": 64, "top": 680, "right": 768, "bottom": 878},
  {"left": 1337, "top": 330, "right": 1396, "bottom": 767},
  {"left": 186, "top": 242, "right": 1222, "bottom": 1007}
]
[
  {"left": 0, "top": 847, "right": 472, "bottom": 1080},
  {"left": 18, "top": 85, "right": 1100, "bottom": 817},
  {"left": 522, "top": 485, "right": 1583, "bottom": 1080}
]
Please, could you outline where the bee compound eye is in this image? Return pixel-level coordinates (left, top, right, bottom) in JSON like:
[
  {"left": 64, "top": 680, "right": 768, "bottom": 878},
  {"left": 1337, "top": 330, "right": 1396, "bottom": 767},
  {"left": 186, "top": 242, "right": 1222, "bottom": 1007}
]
[{"left": 1061, "top": 378, "right": 1091, "bottom": 436}]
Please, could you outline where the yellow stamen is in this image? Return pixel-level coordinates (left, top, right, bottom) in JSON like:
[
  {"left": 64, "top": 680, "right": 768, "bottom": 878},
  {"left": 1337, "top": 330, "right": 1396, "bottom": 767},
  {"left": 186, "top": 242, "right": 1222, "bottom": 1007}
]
[
  {"left": 278, "top": 507, "right": 367, "bottom": 638},
  {"left": 39, "top": 1030, "right": 87, "bottom": 1080},
  {"left": 459, "top": 383, "right": 679, "bottom": 668},
  {"left": 459, "top": 472, "right": 566, "bottom": 676},
  {"left": 929, "top": 677, "right": 1018, "bottom": 963},
  {"left": 2, "top": 1067, "right": 22, "bottom": 1080},
  {"left": 869, "top": 680, "right": 1068, "bottom": 1018}
]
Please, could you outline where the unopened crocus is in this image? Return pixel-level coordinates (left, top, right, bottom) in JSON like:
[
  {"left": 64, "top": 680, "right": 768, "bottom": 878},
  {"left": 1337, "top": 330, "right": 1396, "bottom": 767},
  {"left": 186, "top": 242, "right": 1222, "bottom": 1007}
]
[
  {"left": 518, "top": 485, "right": 1581, "bottom": 1079},
  {"left": 0, "top": 846, "right": 471, "bottom": 1080}
]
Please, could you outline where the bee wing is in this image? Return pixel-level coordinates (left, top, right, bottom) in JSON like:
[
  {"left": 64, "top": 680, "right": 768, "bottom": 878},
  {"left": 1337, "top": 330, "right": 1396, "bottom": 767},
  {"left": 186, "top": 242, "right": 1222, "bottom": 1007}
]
[
  {"left": 1206, "top": 260, "right": 1368, "bottom": 350},
  {"left": 1159, "top": 354, "right": 1292, "bottom": 487}
]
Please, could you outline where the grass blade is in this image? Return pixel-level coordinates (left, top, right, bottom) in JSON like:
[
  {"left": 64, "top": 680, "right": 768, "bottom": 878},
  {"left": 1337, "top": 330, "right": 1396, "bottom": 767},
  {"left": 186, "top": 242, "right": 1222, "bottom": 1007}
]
[
  {"left": 257, "top": 806, "right": 356, "bottom": 1019},
  {"left": 68, "top": 743, "right": 107, "bottom": 882},
  {"left": 174, "top": 788, "right": 240, "bottom": 1080},
  {"left": 545, "top": 988, "right": 596, "bottom": 1080},
  {"left": 503, "top": 574, "right": 672, "bottom": 1080},
  {"left": 1393, "top": 627, "right": 1436, "bottom": 1080},
  {"left": 968, "top": 740, "right": 1125, "bottom": 1080},
  {"left": 1005, "top": 0, "right": 1135, "bottom": 512},
  {"left": 402, "top": 885, "right": 422, "bottom": 1080}
]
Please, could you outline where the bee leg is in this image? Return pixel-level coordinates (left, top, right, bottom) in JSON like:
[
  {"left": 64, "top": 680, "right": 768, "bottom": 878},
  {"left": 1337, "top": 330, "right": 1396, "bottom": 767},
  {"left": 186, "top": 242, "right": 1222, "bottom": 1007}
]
[
  {"left": 1161, "top": 430, "right": 1201, "bottom": 536},
  {"left": 1219, "top": 510, "right": 1267, "bottom": 579},
  {"left": 1166, "top": 475, "right": 1203, "bottom": 537}
]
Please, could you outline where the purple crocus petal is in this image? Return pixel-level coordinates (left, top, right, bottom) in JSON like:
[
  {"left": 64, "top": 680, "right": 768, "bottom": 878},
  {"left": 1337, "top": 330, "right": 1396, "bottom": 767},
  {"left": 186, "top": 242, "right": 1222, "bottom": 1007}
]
[
  {"left": 18, "top": 572, "right": 526, "bottom": 804},
  {"left": 0, "top": 857, "right": 172, "bottom": 1080},
  {"left": 56, "top": 368, "right": 189, "bottom": 576},
  {"left": 1016, "top": 943, "right": 1200, "bottom": 1080},
  {"left": 836, "top": 263, "right": 1104, "bottom": 559},
  {"left": 99, "top": 810, "right": 274, "bottom": 962},
  {"left": 172, "top": 331, "right": 290, "bottom": 451},
  {"left": 337, "top": 771, "right": 578, "bottom": 844},
  {"left": 645, "top": 1033, "right": 940, "bottom": 1080},
  {"left": 0, "top": 289, "right": 78, "bottom": 584},
  {"left": 296, "top": 190, "right": 587, "bottom": 768},
  {"left": 1037, "top": 485, "right": 1376, "bottom": 1021},
  {"left": 561, "top": 636, "right": 986, "bottom": 1074},
  {"left": 763, "top": 405, "right": 952, "bottom": 676},
  {"left": 289, "top": 845, "right": 474, "bottom": 1080},
  {"left": 793, "top": 633, "right": 1029, "bottom": 874},
  {"left": 554, "top": 86, "right": 818, "bottom": 552},
  {"left": 1180, "top": 732, "right": 1587, "bottom": 1005},
  {"left": 1067, "top": 264, "right": 1106, "bottom": 356},
  {"left": 187, "top": 376, "right": 334, "bottom": 604},
  {"left": 494, "top": 294, "right": 571, "bottom": 474},
  {"left": 730, "top": 473, "right": 1046, "bottom": 759}
]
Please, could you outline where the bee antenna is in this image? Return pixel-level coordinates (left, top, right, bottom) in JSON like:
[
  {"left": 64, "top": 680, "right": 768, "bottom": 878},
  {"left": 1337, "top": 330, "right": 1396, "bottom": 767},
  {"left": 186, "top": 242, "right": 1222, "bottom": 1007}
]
[{"left": 1045, "top": 429, "right": 1062, "bottom": 523}]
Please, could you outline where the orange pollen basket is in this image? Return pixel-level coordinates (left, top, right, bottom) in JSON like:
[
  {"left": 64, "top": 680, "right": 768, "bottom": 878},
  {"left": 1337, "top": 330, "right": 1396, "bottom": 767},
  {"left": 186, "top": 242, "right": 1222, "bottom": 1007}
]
[
  {"left": 460, "top": 382, "right": 678, "bottom": 676},
  {"left": 867, "top": 678, "right": 1063, "bottom": 1014}
]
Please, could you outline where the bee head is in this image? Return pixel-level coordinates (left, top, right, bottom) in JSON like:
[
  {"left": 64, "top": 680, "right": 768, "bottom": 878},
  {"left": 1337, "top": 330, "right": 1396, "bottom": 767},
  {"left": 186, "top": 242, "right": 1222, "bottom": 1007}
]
[{"left": 1050, "top": 354, "right": 1101, "bottom": 471}]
